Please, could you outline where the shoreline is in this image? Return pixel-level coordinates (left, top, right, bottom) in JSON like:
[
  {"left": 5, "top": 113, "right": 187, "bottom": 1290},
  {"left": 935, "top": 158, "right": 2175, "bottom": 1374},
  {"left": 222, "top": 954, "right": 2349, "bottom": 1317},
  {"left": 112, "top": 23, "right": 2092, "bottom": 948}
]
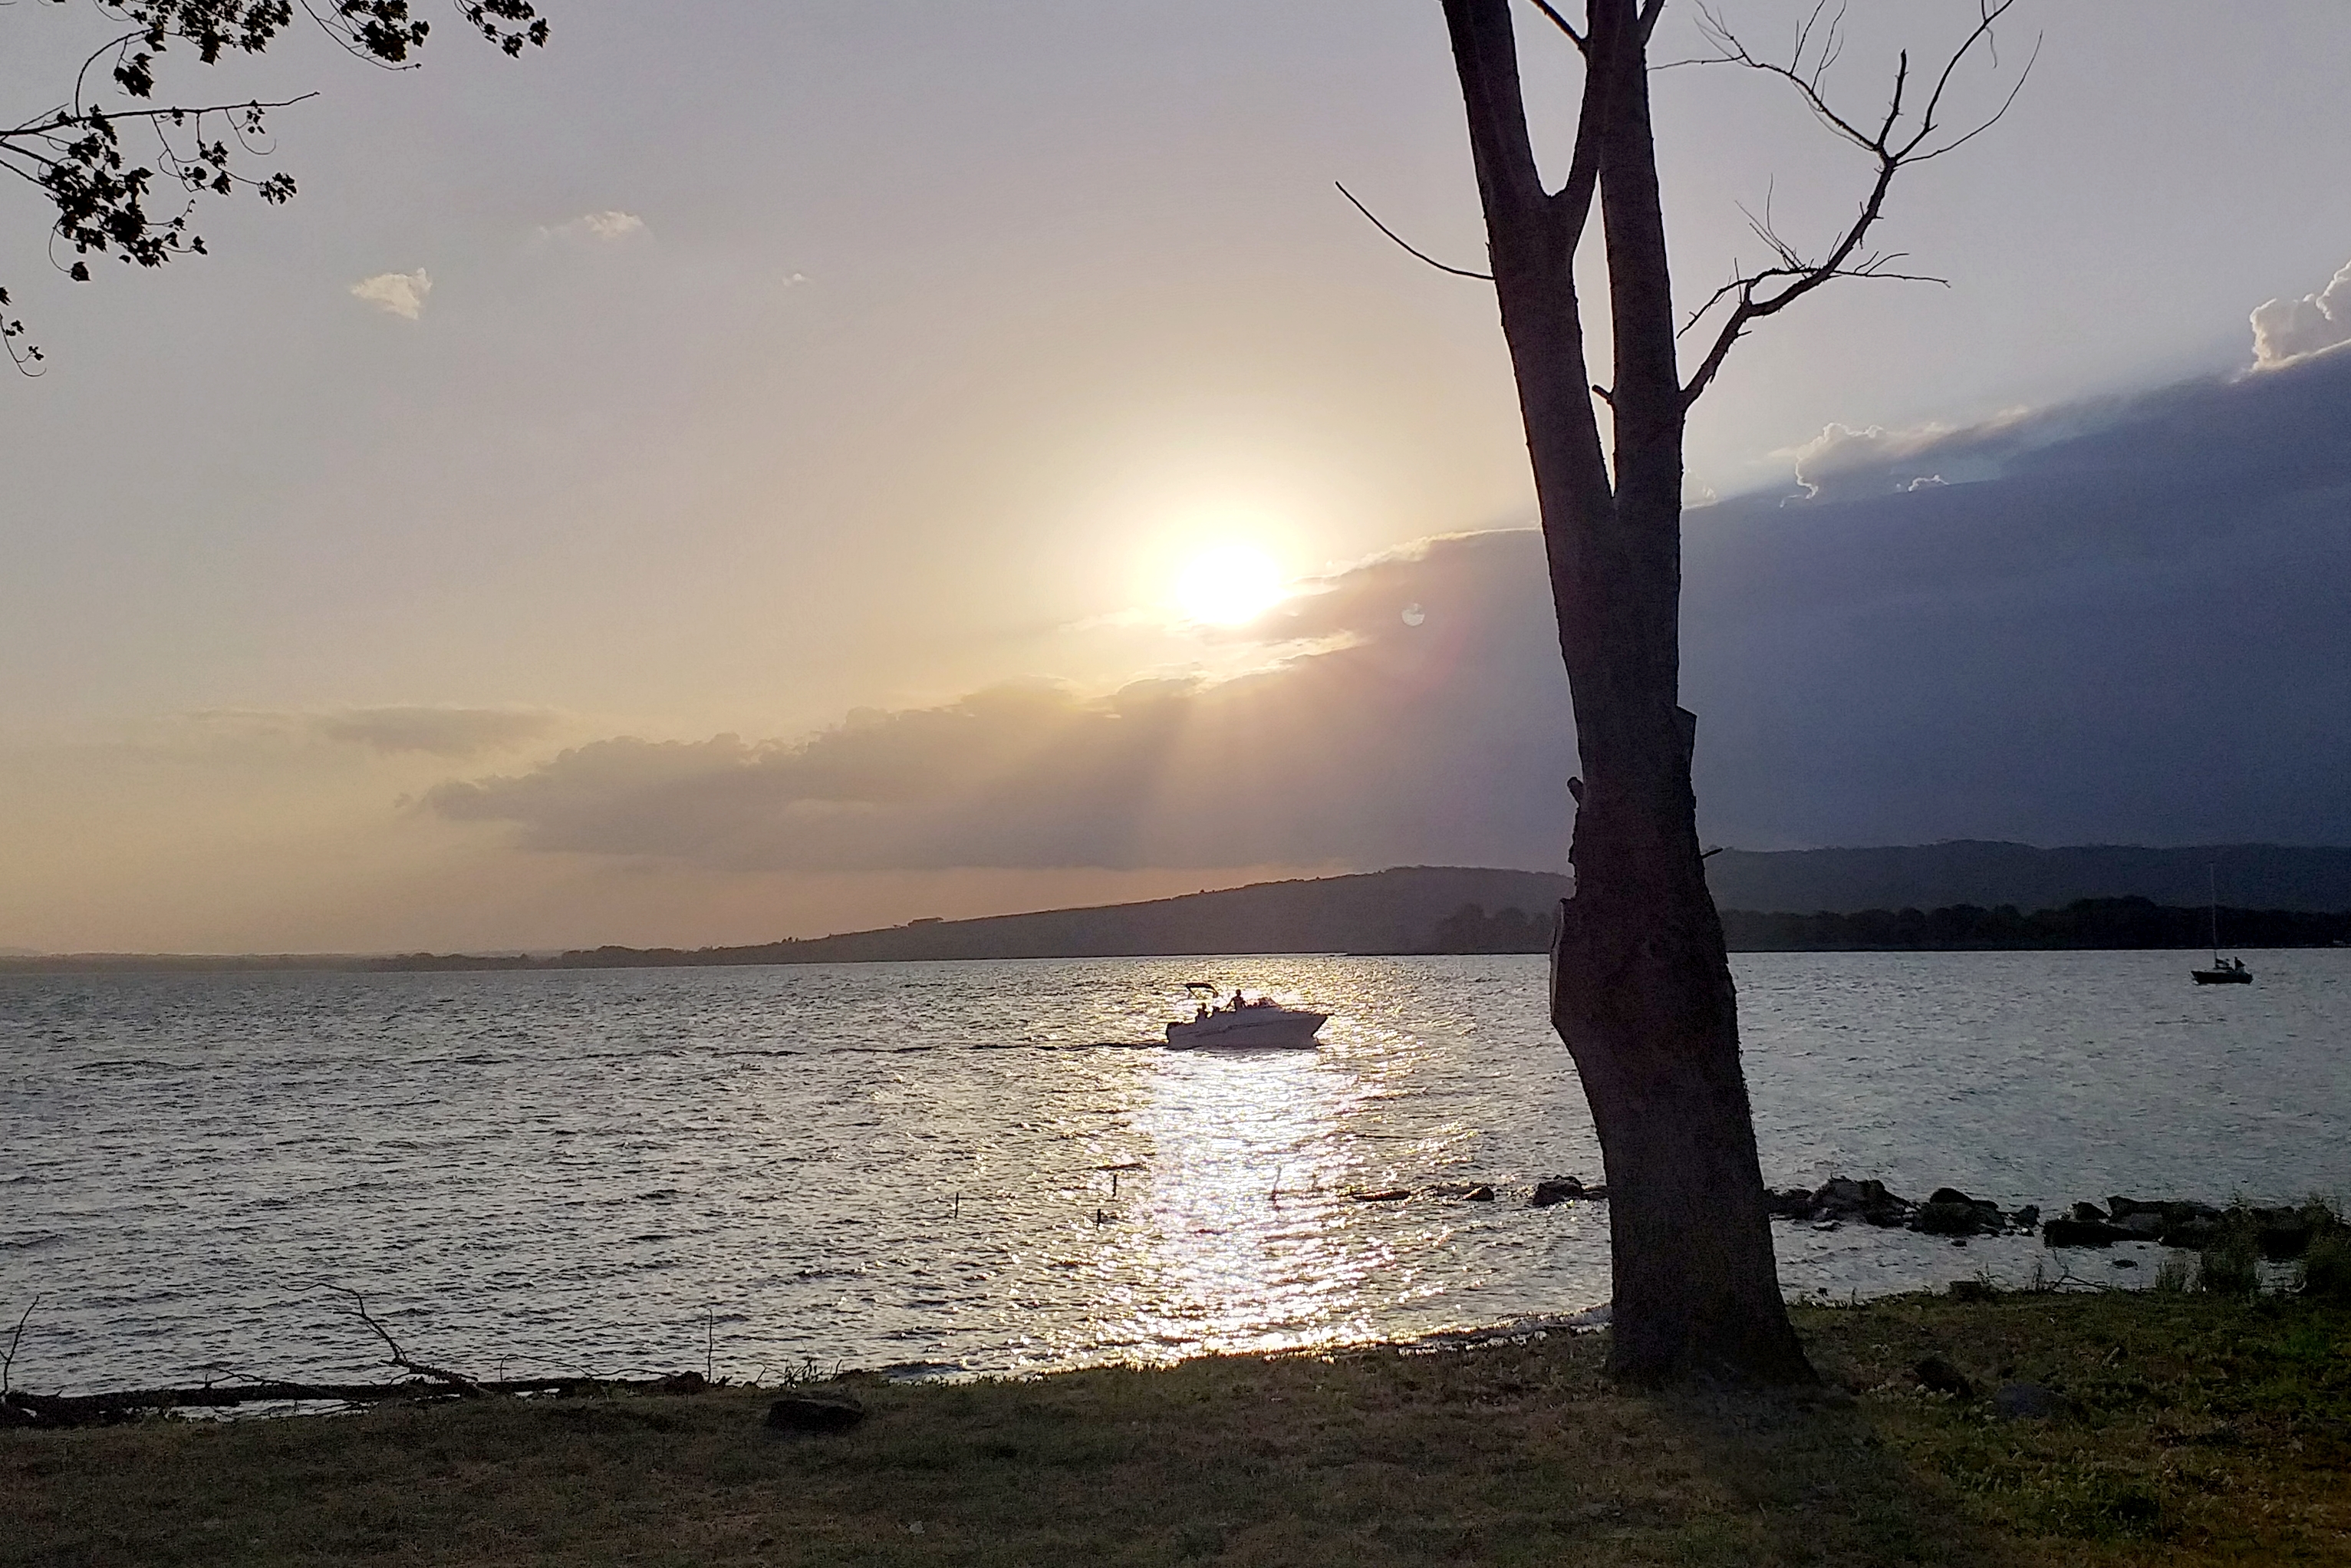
[
  {"left": 5, "top": 1288, "right": 2346, "bottom": 1565},
  {"left": 8, "top": 934, "right": 2349, "bottom": 975},
  {"left": 8, "top": 892, "right": 2349, "bottom": 974},
  {"left": 9, "top": 1191, "right": 2336, "bottom": 1422}
]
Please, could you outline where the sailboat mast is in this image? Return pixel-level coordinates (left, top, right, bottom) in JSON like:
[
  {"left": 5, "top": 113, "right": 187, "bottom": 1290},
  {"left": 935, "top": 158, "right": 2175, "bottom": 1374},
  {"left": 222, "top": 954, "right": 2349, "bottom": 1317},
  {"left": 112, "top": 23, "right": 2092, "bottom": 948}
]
[{"left": 2208, "top": 865, "right": 2220, "bottom": 964}]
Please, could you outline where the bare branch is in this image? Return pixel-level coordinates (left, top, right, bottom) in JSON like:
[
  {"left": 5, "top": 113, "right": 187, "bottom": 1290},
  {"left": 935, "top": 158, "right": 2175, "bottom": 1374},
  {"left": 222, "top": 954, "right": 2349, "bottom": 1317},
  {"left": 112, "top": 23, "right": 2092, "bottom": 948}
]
[
  {"left": 1681, "top": 254, "right": 1943, "bottom": 328},
  {"left": 1905, "top": 0, "right": 2025, "bottom": 154},
  {"left": 1675, "top": 0, "right": 2033, "bottom": 407},
  {"left": 2, "top": 1296, "right": 38, "bottom": 1395},
  {"left": 1335, "top": 182, "right": 1493, "bottom": 280},
  {"left": 1527, "top": 0, "right": 1586, "bottom": 53},
  {"left": 1688, "top": 2, "right": 1875, "bottom": 150},
  {"left": 330, "top": 1286, "right": 486, "bottom": 1396},
  {"left": 1906, "top": 34, "right": 2040, "bottom": 165}
]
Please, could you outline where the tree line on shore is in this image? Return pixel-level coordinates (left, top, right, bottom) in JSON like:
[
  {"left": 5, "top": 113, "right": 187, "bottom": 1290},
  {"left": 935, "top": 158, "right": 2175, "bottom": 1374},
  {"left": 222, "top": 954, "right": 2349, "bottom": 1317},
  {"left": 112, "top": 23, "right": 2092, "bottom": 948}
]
[{"left": 1427, "top": 896, "right": 2351, "bottom": 954}]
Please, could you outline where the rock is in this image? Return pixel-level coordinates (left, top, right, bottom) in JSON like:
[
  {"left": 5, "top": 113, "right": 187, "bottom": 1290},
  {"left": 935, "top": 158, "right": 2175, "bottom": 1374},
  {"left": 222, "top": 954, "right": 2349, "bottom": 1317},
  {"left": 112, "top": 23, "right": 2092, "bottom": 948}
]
[
  {"left": 2009, "top": 1205, "right": 2040, "bottom": 1232},
  {"left": 1911, "top": 1188, "right": 2013, "bottom": 1237},
  {"left": 1765, "top": 1188, "right": 1817, "bottom": 1220},
  {"left": 1915, "top": 1201, "right": 1997, "bottom": 1237},
  {"left": 1913, "top": 1356, "right": 1974, "bottom": 1398},
  {"left": 1464, "top": 1184, "right": 1495, "bottom": 1202},
  {"left": 656, "top": 1370, "right": 708, "bottom": 1395},
  {"left": 1947, "top": 1279, "right": 1997, "bottom": 1303},
  {"left": 1993, "top": 1382, "right": 2063, "bottom": 1421},
  {"left": 766, "top": 1394, "right": 864, "bottom": 1434},
  {"left": 1349, "top": 1188, "right": 1412, "bottom": 1203},
  {"left": 2072, "top": 1201, "right": 2109, "bottom": 1224},
  {"left": 1811, "top": 1177, "right": 1914, "bottom": 1228},
  {"left": 1820, "top": 1177, "right": 1872, "bottom": 1207},
  {"left": 2159, "top": 1217, "right": 2224, "bottom": 1250},
  {"left": 2101, "top": 1197, "right": 2228, "bottom": 1247},
  {"left": 2110, "top": 1196, "right": 2218, "bottom": 1225},
  {"left": 1531, "top": 1178, "right": 1587, "bottom": 1207},
  {"left": 2043, "top": 1217, "right": 2132, "bottom": 1247}
]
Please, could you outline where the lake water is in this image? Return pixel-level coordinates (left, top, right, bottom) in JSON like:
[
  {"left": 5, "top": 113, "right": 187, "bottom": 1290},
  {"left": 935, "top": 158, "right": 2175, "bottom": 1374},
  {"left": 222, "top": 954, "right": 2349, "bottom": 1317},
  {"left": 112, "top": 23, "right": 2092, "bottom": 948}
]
[{"left": 3, "top": 951, "right": 2345, "bottom": 1392}]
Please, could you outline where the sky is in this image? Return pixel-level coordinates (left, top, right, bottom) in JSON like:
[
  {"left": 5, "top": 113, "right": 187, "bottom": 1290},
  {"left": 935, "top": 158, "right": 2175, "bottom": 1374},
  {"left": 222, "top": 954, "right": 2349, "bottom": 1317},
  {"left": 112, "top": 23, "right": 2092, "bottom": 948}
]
[{"left": 2, "top": 1, "right": 2349, "bottom": 954}]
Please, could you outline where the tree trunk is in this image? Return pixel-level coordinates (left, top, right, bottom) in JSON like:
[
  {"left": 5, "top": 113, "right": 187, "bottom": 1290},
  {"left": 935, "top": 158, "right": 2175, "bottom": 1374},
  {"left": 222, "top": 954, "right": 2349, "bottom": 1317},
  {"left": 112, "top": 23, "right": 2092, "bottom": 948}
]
[{"left": 1443, "top": 0, "right": 1811, "bottom": 1385}]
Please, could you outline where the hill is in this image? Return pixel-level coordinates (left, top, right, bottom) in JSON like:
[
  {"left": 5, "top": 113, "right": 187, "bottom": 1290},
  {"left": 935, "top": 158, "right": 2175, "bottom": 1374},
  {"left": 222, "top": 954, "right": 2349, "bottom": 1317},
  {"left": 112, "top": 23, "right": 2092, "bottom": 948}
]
[
  {"left": 9, "top": 845, "right": 2349, "bottom": 973},
  {"left": 1702, "top": 842, "right": 2351, "bottom": 914},
  {"left": 381, "top": 866, "right": 1578, "bottom": 970}
]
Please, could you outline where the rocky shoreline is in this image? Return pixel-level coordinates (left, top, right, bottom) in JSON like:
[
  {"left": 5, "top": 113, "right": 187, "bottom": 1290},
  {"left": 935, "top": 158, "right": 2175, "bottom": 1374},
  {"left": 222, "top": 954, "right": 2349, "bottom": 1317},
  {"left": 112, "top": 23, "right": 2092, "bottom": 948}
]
[
  {"left": 1765, "top": 1177, "right": 2036, "bottom": 1238},
  {"left": 1763, "top": 1177, "right": 2344, "bottom": 1260},
  {"left": 1356, "top": 1171, "right": 2346, "bottom": 1263}
]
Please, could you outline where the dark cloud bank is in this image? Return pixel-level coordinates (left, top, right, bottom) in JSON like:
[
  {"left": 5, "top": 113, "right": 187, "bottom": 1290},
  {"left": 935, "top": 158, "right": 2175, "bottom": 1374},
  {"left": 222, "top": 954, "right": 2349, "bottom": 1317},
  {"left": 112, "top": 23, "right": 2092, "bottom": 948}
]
[{"left": 432, "top": 348, "right": 2351, "bottom": 870}]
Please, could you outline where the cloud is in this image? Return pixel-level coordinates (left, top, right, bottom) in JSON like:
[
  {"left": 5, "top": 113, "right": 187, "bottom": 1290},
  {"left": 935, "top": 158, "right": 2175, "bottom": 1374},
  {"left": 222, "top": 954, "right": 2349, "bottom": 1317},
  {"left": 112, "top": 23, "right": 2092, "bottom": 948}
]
[
  {"left": 540, "top": 210, "right": 647, "bottom": 242},
  {"left": 2251, "top": 256, "right": 2351, "bottom": 370},
  {"left": 426, "top": 584, "right": 1575, "bottom": 871},
  {"left": 1684, "top": 348, "right": 2351, "bottom": 848},
  {"left": 166, "top": 705, "right": 556, "bottom": 760},
  {"left": 427, "top": 350, "right": 2351, "bottom": 869},
  {"left": 350, "top": 268, "right": 431, "bottom": 320},
  {"left": 1786, "top": 409, "right": 2033, "bottom": 501},
  {"left": 312, "top": 706, "right": 558, "bottom": 758}
]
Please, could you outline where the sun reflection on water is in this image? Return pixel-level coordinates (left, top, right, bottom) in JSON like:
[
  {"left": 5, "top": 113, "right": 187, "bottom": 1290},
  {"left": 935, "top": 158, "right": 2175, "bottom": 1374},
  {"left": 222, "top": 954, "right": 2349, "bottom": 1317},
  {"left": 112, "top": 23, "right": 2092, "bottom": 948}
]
[{"left": 1075, "top": 1026, "right": 1447, "bottom": 1362}]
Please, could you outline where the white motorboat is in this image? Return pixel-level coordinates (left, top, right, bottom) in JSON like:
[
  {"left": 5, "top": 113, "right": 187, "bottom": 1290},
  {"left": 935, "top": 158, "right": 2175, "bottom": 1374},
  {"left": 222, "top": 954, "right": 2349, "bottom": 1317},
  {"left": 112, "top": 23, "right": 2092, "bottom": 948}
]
[{"left": 1166, "top": 982, "right": 1327, "bottom": 1049}]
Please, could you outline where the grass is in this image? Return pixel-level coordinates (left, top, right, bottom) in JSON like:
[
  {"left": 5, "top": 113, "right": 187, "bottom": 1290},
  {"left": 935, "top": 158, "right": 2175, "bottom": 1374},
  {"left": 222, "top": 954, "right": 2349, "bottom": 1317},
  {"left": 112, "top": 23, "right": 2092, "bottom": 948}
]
[{"left": 4, "top": 1291, "right": 2347, "bottom": 1566}]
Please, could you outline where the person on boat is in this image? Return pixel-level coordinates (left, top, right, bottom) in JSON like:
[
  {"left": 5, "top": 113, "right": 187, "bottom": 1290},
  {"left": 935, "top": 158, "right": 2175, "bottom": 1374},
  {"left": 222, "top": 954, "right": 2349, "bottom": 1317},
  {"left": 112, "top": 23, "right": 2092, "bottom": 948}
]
[{"left": 1229, "top": 989, "right": 1246, "bottom": 1011}]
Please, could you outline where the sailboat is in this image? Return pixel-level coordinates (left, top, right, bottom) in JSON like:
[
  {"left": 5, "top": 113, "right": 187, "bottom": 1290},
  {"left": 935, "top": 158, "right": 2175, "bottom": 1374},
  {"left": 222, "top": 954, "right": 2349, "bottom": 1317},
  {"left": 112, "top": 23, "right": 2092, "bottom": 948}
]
[{"left": 2191, "top": 867, "right": 2252, "bottom": 984}]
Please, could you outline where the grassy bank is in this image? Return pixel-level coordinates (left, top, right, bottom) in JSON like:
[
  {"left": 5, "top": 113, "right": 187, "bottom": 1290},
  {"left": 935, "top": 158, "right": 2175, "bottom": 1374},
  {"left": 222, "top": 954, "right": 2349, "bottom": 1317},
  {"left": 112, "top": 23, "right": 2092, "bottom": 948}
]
[{"left": 5, "top": 1291, "right": 2347, "bottom": 1566}]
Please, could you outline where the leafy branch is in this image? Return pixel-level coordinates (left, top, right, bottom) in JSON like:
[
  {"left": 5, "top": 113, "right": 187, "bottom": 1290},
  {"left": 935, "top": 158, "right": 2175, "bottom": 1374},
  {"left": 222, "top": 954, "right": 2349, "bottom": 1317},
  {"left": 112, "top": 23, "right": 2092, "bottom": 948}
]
[{"left": 2, "top": 0, "right": 549, "bottom": 369}]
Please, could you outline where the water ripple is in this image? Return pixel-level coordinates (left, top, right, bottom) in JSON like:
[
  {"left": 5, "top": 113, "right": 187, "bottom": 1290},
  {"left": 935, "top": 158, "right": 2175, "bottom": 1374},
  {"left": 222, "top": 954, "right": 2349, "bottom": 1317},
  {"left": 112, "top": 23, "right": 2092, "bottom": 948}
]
[{"left": 2, "top": 952, "right": 2345, "bottom": 1390}]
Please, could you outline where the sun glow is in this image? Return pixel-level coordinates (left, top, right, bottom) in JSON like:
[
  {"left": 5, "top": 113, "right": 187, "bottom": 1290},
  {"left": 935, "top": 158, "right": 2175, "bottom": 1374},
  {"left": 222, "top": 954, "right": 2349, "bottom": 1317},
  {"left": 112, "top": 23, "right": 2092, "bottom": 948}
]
[{"left": 1171, "top": 544, "right": 1289, "bottom": 628}]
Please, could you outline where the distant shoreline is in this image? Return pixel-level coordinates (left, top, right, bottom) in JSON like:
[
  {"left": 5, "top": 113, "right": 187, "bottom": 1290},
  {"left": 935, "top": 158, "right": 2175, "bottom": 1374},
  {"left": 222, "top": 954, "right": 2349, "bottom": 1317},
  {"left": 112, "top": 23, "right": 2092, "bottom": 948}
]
[
  {"left": 5, "top": 896, "right": 2344, "bottom": 975},
  {"left": 12, "top": 851, "right": 2351, "bottom": 975}
]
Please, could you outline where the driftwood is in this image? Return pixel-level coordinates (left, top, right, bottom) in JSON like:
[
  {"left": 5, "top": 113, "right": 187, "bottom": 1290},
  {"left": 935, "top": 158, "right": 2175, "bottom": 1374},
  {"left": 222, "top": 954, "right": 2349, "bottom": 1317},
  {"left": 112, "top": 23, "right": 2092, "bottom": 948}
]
[
  {"left": 331, "top": 1285, "right": 486, "bottom": 1395},
  {"left": 2, "top": 1296, "right": 36, "bottom": 1397},
  {"left": 0, "top": 1286, "right": 725, "bottom": 1430},
  {"left": 0, "top": 1375, "right": 660, "bottom": 1428}
]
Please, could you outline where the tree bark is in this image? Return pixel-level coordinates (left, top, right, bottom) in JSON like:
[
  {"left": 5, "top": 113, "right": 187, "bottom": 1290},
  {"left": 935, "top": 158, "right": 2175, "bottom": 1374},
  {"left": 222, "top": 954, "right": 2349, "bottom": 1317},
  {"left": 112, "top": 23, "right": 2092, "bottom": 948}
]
[{"left": 1443, "top": 0, "right": 1811, "bottom": 1384}]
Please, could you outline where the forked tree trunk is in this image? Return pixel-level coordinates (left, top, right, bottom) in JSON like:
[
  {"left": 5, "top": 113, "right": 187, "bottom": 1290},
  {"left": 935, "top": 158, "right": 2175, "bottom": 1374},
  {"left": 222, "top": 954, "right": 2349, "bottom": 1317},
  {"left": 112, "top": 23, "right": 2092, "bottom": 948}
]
[{"left": 1443, "top": 0, "right": 1811, "bottom": 1384}]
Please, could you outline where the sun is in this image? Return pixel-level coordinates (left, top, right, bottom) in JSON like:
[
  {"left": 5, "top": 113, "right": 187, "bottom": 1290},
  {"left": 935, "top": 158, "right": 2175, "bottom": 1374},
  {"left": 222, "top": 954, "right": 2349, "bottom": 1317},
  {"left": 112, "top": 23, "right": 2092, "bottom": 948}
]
[{"left": 1171, "top": 544, "right": 1289, "bottom": 628}]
